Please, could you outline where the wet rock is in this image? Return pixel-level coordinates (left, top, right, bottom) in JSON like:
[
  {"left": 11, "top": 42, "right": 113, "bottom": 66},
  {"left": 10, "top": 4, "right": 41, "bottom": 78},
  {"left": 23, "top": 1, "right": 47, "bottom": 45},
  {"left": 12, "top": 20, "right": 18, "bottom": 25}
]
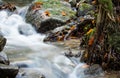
[
  {"left": 17, "top": 68, "right": 45, "bottom": 78},
  {"left": 0, "top": 34, "right": 6, "bottom": 52},
  {"left": 0, "top": 64, "right": 19, "bottom": 78},
  {"left": 25, "top": 0, "right": 75, "bottom": 33},
  {"left": 0, "top": 52, "right": 9, "bottom": 65},
  {"left": 84, "top": 64, "right": 104, "bottom": 76}
]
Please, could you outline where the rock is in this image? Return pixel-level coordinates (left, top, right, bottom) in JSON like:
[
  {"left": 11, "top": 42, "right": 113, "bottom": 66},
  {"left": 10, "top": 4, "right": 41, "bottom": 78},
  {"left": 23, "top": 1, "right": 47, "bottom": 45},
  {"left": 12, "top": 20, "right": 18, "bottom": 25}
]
[
  {"left": 25, "top": 0, "right": 75, "bottom": 33},
  {"left": 17, "top": 68, "right": 45, "bottom": 78},
  {"left": 0, "top": 52, "right": 9, "bottom": 65},
  {"left": 84, "top": 64, "right": 104, "bottom": 76},
  {"left": 77, "top": 1, "right": 94, "bottom": 16},
  {"left": 43, "top": 25, "right": 70, "bottom": 42},
  {"left": 0, "top": 64, "right": 19, "bottom": 78},
  {"left": 38, "top": 18, "right": 65, "bottom": 33},
  {"left": 0, "top": 34, "right": 6, "bottom": 52}
]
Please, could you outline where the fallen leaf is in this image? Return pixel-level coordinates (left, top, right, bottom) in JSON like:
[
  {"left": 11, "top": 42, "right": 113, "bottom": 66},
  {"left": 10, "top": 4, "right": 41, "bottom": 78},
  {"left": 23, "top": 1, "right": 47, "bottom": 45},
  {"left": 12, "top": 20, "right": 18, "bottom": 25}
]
[
  {"left": 88, "top": 36, "right": 94, "bottom": 46},
  {"left": 61, "top": 11, "right": 67, "bottom": 16},
  {"left": 44, "top": 10, "right": 51, "bottom": 16},
  {"left": 86, "top": 29, "right": 93, "bottom": 35},
  {"left": 34, "top": 2, "right": 43, "bottom": 5},
  {"left": 32, "top": 2, "right": 43, "bottom": 10}
]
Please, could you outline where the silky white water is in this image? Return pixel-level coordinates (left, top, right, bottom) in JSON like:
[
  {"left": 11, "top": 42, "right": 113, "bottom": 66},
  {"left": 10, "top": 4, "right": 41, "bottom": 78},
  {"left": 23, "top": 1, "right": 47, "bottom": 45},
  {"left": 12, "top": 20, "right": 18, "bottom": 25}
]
[{"left": 0, "top": 9, "right": 89, "bottom": 78}]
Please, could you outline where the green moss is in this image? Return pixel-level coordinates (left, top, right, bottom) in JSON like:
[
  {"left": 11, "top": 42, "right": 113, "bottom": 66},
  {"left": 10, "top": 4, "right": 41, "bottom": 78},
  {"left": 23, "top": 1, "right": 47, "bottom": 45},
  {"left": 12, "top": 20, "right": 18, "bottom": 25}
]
[
  {"left": 79, "top": 3, "right": 93, "bottom": 11},
  {"left": 35, "top": 0, "right": 76, "bottom": 21}
]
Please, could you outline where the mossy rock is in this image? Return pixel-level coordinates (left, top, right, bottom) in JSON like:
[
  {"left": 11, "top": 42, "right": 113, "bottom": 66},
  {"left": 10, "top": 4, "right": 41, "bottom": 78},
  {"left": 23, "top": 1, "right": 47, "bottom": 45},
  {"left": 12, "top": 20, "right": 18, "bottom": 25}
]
[
  {"left": 77, "top": 3, "right": 94, "bottom": 16},
  {"left": 35, "top": 0, "right": 76, "bottom": 21},
  {"left": 26, "top": 0, "right": 75, "bottom": 33}
]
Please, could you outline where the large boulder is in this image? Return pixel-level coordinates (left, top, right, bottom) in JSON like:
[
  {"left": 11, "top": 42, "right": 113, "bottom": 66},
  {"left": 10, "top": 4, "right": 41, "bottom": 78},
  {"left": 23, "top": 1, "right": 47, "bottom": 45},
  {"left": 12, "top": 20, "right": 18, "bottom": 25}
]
[
  {"left": 25, "top": 0, "right": 75, "bottom": 33},
  {"left": 0, "top": 64, "right": 19, "bottom": 78},
  {"left": 0, "top": 34, "right": 6, "bottom": 52}
]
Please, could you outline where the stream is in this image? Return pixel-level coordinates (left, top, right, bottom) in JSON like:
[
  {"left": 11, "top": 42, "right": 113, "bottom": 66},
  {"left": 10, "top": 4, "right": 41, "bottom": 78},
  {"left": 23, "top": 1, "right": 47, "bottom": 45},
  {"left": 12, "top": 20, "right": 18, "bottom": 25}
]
[{"left": 0, "top": 0, "right": 104, "bottom": 78}]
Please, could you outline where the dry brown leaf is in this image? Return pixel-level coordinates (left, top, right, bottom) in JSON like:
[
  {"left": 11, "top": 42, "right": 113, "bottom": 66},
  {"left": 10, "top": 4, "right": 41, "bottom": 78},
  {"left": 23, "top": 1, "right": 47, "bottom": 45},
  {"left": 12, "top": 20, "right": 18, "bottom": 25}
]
[
  {"left": 86, "top": 29, "right": 93, "bottom": 35},
  {"left": 88, "top": 36, "right": 94, "bottom": 46},
  {"left": 34, "top": 2, "right": 43, "bottom": 5},
  {"left": 32, "top": 2, "right": 43, "bottom": 10},
  {"left": 61, "top": 11, "right": 67, "bottom": 16},
  {"left": 44, "top": 10, "right": 51, "bottom": 16}
]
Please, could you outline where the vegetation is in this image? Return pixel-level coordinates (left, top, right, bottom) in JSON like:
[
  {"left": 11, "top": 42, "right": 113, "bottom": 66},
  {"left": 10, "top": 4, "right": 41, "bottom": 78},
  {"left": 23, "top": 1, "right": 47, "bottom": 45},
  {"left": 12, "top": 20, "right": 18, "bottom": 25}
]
[{"left": 81, "top": 0, "right": 120, "bottom": 71}]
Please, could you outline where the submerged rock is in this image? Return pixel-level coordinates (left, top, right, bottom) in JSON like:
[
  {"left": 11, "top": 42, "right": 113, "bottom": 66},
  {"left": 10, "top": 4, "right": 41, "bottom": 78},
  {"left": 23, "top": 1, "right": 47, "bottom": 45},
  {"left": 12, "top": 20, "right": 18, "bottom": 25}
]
[
  {"left": 0, "top": 52, "right": 9, "bottom": 65},
  {"left": 25, "top": 0, "right": 75, "bottom": 33},
  {"left": 0, "top": 64, "right": 19, "bottom": 78}
]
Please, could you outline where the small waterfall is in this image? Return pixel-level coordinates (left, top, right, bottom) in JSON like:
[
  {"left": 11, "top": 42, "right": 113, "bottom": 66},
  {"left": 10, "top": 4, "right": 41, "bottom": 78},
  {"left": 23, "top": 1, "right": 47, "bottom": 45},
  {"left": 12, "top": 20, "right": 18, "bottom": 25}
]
[
  {"left": 0, "top": 7, "right": 104, "bottom": 78},
  {"left": 0, "top": 11, "right": 76, "bottom": 78}
]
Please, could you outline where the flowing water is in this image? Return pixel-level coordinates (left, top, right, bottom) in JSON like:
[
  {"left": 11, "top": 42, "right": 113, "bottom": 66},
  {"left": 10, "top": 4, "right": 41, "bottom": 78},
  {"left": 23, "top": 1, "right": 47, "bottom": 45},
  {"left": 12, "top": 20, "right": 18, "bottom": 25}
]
[{"left": 0, "top": 0, "right": 104, "bottom": 78}]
